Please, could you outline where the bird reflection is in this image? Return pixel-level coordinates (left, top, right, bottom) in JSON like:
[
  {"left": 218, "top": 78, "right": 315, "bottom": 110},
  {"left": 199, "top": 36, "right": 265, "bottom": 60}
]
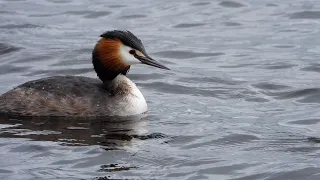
[{"left": 0, "top": 115, "right": 148, "bottom": 150}]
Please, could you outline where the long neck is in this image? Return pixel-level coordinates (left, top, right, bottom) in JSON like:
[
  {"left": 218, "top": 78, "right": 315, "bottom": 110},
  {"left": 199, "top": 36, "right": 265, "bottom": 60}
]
[
  {"left": 92, "top": 39, "right": 130, "bottom": 82},
  {"left": 102, "top": 74, "right": 134, "bottom": 96}
]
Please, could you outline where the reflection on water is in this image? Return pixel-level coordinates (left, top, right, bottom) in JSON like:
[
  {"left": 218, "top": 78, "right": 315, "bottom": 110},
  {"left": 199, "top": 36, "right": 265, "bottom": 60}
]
[{"left": 0, "top": 115, "right": 148, "bottom": 150}]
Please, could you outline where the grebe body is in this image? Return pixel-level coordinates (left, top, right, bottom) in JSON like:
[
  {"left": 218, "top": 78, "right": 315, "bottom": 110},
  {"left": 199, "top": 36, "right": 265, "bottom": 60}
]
[{"left": 0, "top": 75, "right": 147, "bottom": 117}]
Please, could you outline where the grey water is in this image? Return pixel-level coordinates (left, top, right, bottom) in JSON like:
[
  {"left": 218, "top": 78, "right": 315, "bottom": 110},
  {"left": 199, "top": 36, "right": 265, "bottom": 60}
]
[{"left": 1, "top": 0, "right": 320, "bottom": 179}]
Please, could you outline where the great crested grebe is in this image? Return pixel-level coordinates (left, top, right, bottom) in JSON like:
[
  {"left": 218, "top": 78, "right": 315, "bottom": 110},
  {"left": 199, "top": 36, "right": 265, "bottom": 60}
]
[{"left": 0, "top": 30, "right": 169, "bottom": 117}]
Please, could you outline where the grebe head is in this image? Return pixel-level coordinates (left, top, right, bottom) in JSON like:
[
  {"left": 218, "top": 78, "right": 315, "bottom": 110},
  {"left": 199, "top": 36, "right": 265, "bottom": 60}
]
[{"left": 92, "top": 30, "right": 169, "bottom": 82}]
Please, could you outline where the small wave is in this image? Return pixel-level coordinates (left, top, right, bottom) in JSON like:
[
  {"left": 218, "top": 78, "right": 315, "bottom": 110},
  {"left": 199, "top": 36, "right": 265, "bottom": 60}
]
[
  {"left": 153, "top": 50, "right": 224, "bottom": 59},
  {"left": 265, "top": 88, "right": 320, "bottom": 103},
  {"left": 128, "top": 73, "right": 165, "bottom": 81},
  {"left": 0, "top": 43, "right": 21, "bottom": 55},
  {"left": 261, "top": 63, "right": 296, "bottom": 70},
  {"left": 119, "top": 15, "right": 147, "bottom": 19},
  {"left": 253, "top": 82, "right": 290, "bottom": 90},
  {"left": 219, "top": 1, "right": 245, "bottom": 8},
  {"left": 301, "top": 64, "right": 320, "bottom": 73},
  {"left": 24, "top": 67, "right": 93, "bottom": 76},
  {"left": 191, "top": 2, "right": 211, "bottom": 6},
  {"left": 0, "top": 64, "right": 30, "bottom": 75},
  {"left": 173, "top": 23, "right": 206, "bottom": 28},
  {"left": 0, "top": 24, "right": 41, "bottom": 29},
  {"left": 289, "top": 11, "right": 320, "bottom": 19},
  {"left": 84, "top": 11, "right": 111, "bottom": 19},
  {"left": 288, "top": 119, "right": 320, "bottom": 125},
  {"left": 224, "top": 22, "right": 242, "bottom": 26},
  {"left": 179, "top": 76, "right": 244, "bottom": 85}
]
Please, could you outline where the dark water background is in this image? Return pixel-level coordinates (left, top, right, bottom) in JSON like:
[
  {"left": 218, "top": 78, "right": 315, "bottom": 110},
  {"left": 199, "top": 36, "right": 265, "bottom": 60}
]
[{"left": 1, "top": 0, "right": 320, "bottom": 179}]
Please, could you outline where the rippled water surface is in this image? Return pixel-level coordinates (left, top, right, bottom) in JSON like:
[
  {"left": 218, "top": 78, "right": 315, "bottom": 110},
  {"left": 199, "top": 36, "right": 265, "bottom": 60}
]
[{"left": 1, "top": 0, "right": 320, "bottom": 179}]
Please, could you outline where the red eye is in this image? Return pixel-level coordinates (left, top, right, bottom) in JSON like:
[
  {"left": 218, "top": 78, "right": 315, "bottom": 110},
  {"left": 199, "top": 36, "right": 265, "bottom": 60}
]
[{"left": 129, "top": 50, "right": 136, "bottom": 55}]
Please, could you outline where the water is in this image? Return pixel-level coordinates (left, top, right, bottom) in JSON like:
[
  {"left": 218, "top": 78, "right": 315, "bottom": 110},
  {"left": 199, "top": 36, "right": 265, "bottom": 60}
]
[{"left": 1, "top": 0, "right": 320, "bottom": 179}]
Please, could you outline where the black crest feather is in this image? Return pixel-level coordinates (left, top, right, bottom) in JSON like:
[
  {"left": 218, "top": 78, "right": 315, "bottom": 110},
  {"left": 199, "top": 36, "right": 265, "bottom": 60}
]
[{"left": 100, "top": 30, "right": 147, "bottom": 54}]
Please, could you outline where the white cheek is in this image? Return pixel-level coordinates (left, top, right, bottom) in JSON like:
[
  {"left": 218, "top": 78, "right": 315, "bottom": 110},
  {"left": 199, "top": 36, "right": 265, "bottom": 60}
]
[{"left": 120, "top": 45, "right": 141, "bottom": 65}]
